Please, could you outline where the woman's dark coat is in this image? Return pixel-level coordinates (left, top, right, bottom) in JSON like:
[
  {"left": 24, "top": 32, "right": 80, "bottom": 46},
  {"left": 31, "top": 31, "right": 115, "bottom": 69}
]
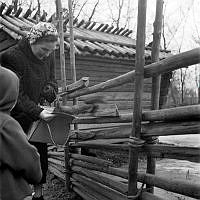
[{"left": 0, "top": 38, "right": 57, "bottom": 132}]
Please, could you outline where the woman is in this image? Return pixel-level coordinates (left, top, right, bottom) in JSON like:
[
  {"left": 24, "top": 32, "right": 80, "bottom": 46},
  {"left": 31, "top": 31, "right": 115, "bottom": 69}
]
[
  {"left": 0, "top": 66, "right": 42, "bottom": 200},
  {"left": 1, "top": 22, "right": 60, "bottom": 200}
]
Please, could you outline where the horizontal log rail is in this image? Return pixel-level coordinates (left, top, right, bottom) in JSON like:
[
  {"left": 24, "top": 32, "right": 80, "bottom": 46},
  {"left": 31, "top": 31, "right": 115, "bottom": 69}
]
[
  {"left": 69, "top": 144, "right": 200, "bottom": 163},
  {"left": 137, "top": 173, "right": 200, "bottom": 199},
  {"left": 65, "top": 48, "right": 200, "bottom": 99},
  {"left": 70, "top": 153, "right": 113, "bottom": 167},
  {"left": 73, "top": 104, "right": 200, "bottom": 124},
  {"left": 73, "top": 181, "right": 165, "bottom": 200},
  {"left": 72, "top": 180, "right": 111, "bottom": 200},
  {"left": 70, "top": 120, "right": 200, "bottom": 138},
  {"left": 71, "top": 161, "right": 200, "bottom": 199},
  {"left": 142, "top": 120, "right": 200, "bottom": 137},
  {"left": 72, "top": 166, "right": 128, "bottom": 194}
]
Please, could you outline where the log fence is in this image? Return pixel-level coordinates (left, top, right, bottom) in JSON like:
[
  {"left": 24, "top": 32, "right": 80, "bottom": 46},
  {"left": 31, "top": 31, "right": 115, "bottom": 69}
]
[{"left": 48, "top": 0, "right": 200, "bottom": 199}]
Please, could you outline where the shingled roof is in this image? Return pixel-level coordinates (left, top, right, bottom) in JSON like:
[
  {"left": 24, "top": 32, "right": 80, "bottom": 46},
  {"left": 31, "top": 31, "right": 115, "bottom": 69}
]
[{"left": 0, "top": 3, "right": 171, "bottom": 59}]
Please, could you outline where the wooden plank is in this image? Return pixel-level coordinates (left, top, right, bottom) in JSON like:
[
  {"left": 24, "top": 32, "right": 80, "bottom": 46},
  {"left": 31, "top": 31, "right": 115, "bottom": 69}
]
[
  {"left": 58, "top": 77, "right": 89, "bottom": 95},
  {"left": 72, "top": 181, "right": 110, "bottom": 200},
  {"left": 72, "top": 173, "right": 128, "bottom": 200},
  {"left": 72, "top": 166, "right": 128, "bottom": 194},
  {"left": 71, "top": 160, "right": 128, "bottom": 179},
  {"left": 70, "top": 154, "right": 113, "bottom": 167},
  {"left": 48, "top": 165, "right": 65, "bottom": 180},
  {"left": 70, "top": 125, "right": 131, "bottom": 140}
]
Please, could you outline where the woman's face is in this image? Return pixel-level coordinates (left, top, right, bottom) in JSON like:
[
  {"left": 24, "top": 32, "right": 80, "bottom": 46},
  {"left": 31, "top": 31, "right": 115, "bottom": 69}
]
[{"left": 32, "top": 39, "right": 60, "bottom": 60}]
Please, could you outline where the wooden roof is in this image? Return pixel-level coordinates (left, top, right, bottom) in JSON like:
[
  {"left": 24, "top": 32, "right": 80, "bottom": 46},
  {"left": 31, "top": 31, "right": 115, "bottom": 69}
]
[{"left": 0, "top": 3, "right": 171, "bottom": 59}]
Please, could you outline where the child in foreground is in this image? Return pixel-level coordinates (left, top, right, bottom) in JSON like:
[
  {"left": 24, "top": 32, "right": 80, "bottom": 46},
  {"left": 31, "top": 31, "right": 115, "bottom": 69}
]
[{"left": 0, "top": 66, "right": 42, "bottom": 200}]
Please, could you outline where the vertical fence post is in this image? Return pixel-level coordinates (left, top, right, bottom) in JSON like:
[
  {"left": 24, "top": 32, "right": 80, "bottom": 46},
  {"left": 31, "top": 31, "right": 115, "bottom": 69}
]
[
  {"left": 128, "top": 0, "right": 147, "bottom": 197},
  {"left": 68, "top": 0, "right": 78, "bottom": 130},
  {"left": 56, "top": 0, "right": 71, "bottom": 196},
  {"left": 146, "top": 0, "right": 164, "bottom": 193},
  {"left": 56, "top": 0, "right": 66, "bottom": 97}
]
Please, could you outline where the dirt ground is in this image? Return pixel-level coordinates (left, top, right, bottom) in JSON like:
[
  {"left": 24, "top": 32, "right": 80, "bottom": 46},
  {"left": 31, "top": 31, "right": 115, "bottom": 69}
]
[{"left": 43, "top": 150, "right": 200, "bottom": 200}]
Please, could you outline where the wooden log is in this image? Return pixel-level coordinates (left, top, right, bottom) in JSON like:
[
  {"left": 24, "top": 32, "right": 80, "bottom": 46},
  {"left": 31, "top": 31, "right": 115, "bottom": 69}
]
[
  {"left": 48, "top": 165, "right": 65, "bottom": 180},
  {"left": 48, "top": 162, "right": 65, "bottom": 172},
  {"left": 129, "top": 0, "right": 147, "bottom": 196},
  {"left": 0, "top": 16, "right": 27, "bottom": 36},
  {"left": 3, "top": 15, "right": 30, "bottom": 30},
  {"left": 58, "top": 77, "right": 89, "bottom": 95},
  {"left": 143, "top": 144, "right": 200, "bottom": 162},
  {"left": 71, "top": 142, "right": 200, "bottom": 163},
  {"left": 65, "top": 48, "right": 200, "bottom": 99},
  {"left": 72, "top": 173, "right": 128, "bottom": 200},
  {"left": 70, "top": 153, "right": 113, "bottom": 166},
  {"left": 71, "top": 142, "right": 128, "bottom": 151},
  {"left": 73, "top": 120, "right": 199, "bottom": 138},
  {"left": 147, "top": 0, "right": 164, "bottom": 192},
  {"left": 142, "top": 120, "right": 200, "bottom": 137},
  {"left": 48, "top": 155, "right": 64, "bottom": 161},
  {"left": 73, "top": 183, "right": 107, "bottom": 200},
  {"left": 89, "top": 103, "right": 119, "bottom": 117},
  {"left": 57, "top": 102, "right": 119, "bottom": 116},
  {"left": 70, "top": 125, "right": 131, "bottom": 141},
  {"left": 73, "top": 138, "right": 129, "bottom": 145},
  {"left": 57, "top": 104, "right": 94, "bottom": 115},
  {"left": 71, "top": 161, "right": 200, "bottom": 199},
  {"left": 72, "top": 166, "right": 128, "bottom": 194},
  {"left": 48, "top": 151, "right": 64, "bottom": 157},
  {"left": 56, "top": 0, "right": 67, "bottom": 95},
  {"left": 71, "top": 160, "right": 128, "bottom": 179},
  {"left": 48, "top": 157, "right": 65, "bottom": 167},
  {"left": 73, "top": 104, "right": 200, "bottom": 124},
  {"left": 137, "top": 173, "right": 200, "bottom": 199},
  {"left": 73, "top": 187, "right": 97, "bottom": 200},
  {"left": 143, "top": 104, "right": 200, "bottom": 122}
]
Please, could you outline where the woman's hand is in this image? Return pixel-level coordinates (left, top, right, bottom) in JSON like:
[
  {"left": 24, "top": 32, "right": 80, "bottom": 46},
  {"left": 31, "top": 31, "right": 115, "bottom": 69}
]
[{"left": 39, "top": 109, "right": 55, "bottom": 121}]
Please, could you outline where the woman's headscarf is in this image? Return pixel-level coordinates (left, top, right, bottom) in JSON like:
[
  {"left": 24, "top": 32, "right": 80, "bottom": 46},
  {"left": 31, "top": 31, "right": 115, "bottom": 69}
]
[{"left": 27, "top": 22, "right": 58, "bottom": 44}]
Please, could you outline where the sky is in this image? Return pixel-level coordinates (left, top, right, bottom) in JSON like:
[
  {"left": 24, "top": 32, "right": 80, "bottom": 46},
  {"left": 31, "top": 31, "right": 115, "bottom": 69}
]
[{"left": 2, "top": 0, "right": 200, "bottom": 91}]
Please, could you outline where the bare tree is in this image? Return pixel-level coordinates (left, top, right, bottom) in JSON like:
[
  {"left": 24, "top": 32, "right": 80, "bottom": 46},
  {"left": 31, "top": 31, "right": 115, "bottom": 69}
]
[
  {"left": 106, "top": 0, "right": 124, "bottom": 28},
  {"left": 88, "top": 0, "right": 99, "bottom": 21}
]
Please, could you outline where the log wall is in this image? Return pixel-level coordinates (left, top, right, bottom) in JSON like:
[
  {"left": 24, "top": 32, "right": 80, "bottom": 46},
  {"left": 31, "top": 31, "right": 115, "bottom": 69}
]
[{"left": 55, "top": 55, "right": 170, "bottom": 112}]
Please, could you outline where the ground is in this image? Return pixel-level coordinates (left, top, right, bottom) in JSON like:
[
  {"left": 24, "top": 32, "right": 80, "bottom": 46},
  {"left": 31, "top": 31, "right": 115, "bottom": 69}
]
[{"left": 43, "top": 148, "right": 200, "bottom": 200}]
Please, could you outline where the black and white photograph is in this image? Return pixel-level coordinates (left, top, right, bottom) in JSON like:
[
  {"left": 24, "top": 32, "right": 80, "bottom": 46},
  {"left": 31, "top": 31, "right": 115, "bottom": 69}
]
[{"left": 0, "top": 0, "right": 200, "bottom": 199}]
